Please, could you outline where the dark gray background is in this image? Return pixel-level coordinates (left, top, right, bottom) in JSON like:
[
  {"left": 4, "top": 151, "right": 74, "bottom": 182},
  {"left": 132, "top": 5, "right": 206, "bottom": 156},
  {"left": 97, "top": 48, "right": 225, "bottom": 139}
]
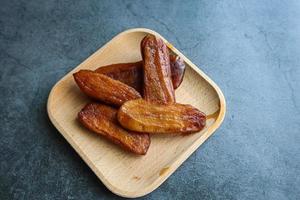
[{"left": 1, "top": 0, "right": 299, "bottom": 199}]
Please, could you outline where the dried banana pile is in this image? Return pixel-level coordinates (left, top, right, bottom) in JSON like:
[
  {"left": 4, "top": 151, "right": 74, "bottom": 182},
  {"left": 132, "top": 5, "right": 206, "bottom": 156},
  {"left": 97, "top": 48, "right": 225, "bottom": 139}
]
[{"left": 73, "top": 34, "right": 206, "bottom": 155}]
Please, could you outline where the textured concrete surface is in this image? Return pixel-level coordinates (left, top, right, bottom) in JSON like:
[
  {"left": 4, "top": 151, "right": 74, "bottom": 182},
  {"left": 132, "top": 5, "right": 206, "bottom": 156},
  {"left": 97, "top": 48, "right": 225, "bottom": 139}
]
[{"left": 1, "top": 0, "right": 300, "bottom": 199}]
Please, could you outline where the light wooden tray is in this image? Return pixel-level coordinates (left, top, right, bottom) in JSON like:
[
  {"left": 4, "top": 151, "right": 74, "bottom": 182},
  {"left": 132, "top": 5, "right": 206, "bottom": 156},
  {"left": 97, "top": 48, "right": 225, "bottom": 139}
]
[{"left": 47, "top": 28, "right": 226, "bottom": 198}]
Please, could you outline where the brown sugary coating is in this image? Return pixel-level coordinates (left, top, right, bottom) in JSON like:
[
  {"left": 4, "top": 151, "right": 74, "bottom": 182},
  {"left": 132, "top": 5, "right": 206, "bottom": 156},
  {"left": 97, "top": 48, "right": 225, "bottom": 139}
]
[
  {"left": 78, "top": 103, "right": 150, "bottom": 155},
  {"left": 169, "top": 55, "right": 185, "bottom": 89},
  {"left": 94, "top": 54, "right": 185, "bottom": 93},
  {"left": 141, "top": 34, "right": 175, "bottom": 104},
  {"left": 117, "top": 99, "right": 206, "bottom": 134},
  {"left": 73, "top": 70, "right": 141, "bottom": 107},
  {"left": 95, "top": 61, "right": 144, "bottom": 93}
]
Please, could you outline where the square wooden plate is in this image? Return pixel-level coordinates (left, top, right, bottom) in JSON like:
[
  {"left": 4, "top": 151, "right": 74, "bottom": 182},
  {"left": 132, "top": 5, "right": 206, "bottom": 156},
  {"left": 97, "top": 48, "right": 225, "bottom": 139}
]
[{"left": 47, "top": 28, "right": 226, "bottom": 198}]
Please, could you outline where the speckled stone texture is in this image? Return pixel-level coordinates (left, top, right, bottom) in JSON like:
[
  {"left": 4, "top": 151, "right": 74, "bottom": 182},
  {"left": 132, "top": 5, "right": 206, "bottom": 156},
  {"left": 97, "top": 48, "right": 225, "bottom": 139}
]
[{"left": 0, "top": 0, "right": 300, "bottom": 199}]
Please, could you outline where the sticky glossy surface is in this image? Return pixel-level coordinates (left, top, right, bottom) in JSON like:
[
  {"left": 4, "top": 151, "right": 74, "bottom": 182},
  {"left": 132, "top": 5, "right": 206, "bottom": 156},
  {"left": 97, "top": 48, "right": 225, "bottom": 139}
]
[
  {"left": 141, "top": 35, "right": 175, "bottom": 104},
  {"left": 169, "top": 55, "right": 185, "bottom": 89},
  {"left": 78, "top": 103, "right": 150, "bottom": 155},
  {"left": 94, "top": 54, "right": 185, "bottom": 93},
  {"left": 95, "top": 61, "right": 144, "bottom": 93},
  {"left": 118, "top": 99, "right": 206, "bottom": 134},
  {"left": 73, "top": 70, "right": 141, "bottom": 107}
]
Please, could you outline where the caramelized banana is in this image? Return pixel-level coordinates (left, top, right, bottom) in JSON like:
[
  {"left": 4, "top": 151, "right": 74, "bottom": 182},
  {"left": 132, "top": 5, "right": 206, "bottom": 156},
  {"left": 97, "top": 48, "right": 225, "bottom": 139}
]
[
  {"left": 169, "top": 55, "right": 185, "bottom": 89},
  {"left": 141, "top": 34, "right": 175, "bottom": 104},
  {"left": 73, "top": 70, "right": 141, "bottom": 107},
  {"left": 94, "top": 55, "right": 185, "bottom": 92},
  {"left": 117, "top": 99, "right": 206, "bottom": 134},
  {"left": 95, "top": 61, "right": 143, "bottom": 93},
  {"left": 78, "top": 103, "right": 150, "bottom": 155}
]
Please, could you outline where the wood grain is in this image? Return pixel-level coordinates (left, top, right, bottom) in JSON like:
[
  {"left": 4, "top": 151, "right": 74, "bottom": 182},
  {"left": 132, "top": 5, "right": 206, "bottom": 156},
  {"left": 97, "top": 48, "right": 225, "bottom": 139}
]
[{"left": 47, "top": 28, "right": 226, "bottom": 198}]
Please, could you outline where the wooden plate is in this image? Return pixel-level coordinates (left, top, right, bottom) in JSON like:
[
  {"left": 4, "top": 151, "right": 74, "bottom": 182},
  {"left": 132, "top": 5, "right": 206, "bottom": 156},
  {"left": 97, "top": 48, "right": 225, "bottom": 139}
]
[{"left": 47, "top": 28, "right": 226, "bottom": 198}]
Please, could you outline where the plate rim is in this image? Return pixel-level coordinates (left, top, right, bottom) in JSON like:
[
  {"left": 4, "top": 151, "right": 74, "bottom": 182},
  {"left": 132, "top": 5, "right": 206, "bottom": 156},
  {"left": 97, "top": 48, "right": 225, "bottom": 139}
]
[{"left": 47, "top": 28, "right": 226, "bottom": 198}]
